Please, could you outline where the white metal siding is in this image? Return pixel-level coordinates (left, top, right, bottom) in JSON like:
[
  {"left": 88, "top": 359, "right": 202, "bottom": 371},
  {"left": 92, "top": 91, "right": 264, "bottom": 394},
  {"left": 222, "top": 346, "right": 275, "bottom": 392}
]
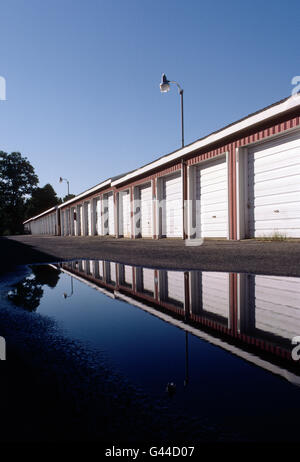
[
  {"left": 248, "top": 132, "right": 300, "bottom": 237},
  {"left": 162, "top": 172, "right": 182, "bottom": 237},
  {"left": 120, "top": 190, "right": 131, "bottom": 237},
  {"left": 195, "top": 157, "right": 228, "bottom": 238},
  {"left": 202, "top": 272, "right": 229, "bottom": 319},
  {"left": 252, "top": 275, "right": 300, "bottom": 340},
  {"left": 139, "top": 183, "right": 152, "bottom": 237}
]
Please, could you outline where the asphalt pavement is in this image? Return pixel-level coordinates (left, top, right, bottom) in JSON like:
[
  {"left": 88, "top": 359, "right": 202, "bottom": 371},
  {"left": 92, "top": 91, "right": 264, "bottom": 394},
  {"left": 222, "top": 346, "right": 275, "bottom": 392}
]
[{"left": 2, "top": 234, "right": 300, "bottom": 276}]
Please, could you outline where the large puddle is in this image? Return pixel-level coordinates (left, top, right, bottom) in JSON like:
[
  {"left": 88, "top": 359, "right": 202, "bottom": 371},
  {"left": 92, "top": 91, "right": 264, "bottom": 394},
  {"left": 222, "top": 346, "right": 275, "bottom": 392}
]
[{"left": 5, "top": 260, "right": 300, "bottom": 441}]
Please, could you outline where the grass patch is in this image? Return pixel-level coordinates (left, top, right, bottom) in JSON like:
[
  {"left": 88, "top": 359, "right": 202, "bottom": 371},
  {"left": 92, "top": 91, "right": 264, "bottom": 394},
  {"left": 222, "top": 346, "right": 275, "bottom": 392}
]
[{"left": 258, "top": 231, "right": 287, "bottom": 241}]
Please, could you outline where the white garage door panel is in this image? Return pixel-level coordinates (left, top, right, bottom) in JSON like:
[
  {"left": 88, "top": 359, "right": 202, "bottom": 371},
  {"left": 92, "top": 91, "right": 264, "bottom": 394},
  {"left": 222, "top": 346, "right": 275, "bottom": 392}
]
[
  {"left": 248, "top": 132, "right": 300, "bottom": 237},
  {"left": 254, "top": 275, "right": 300, "bottom": 339},
  {"left": 195, "top": 158, "right": 228, "bottom": 238},
  {"left": 143, "top": 268, "right": 154, "bottom": 293},
  {"left": 253, "top": 191, "right": 299, "bottom": 207},
  {"left": 201, "top": 209, "right": 228, "bottom": 220},
  {"left": 167, "top": 271, "right": 185, "bottom": 303},
  {"left": 249, "top": 176, "right": 300, "bottom": 197},
  {"left": 251, "top": 134, "right": 300, "bottom": 157},
  {"left": 140, "top": 184, "right": 152, "bottom": 237},
  {"left": 250, "top": 164, "right": 300, "bottom": 185},
  {"left": 163, "top": 173, "right": 182, "bottom": 237},
  {"left": 251, "top": 203, "right": 300, "bottom": 219},
  {"left": 250, "top": 145, "right": 300, "bottom": 167},
  {"left": 253, "top": 218, "right": 300, "bottom": 231},
  {"left": 202, "top": 272, "right": 229, "bottom": 318},
  {"left": 201, "top": 181, "right": 228, "bottom": 195}
]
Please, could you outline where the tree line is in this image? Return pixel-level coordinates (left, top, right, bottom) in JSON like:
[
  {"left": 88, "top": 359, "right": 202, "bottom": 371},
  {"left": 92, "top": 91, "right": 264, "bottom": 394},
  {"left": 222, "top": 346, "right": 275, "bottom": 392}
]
[{"left": 0, "top": 151, "right": 75, "bottom": 235}]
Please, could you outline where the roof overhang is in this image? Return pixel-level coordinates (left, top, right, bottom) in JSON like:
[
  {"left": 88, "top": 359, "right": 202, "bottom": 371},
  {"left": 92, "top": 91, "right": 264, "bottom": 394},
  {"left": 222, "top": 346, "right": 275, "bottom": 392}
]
[
  {"left": 58, "top": 179, "right": 111, "bottom": 209},
  {"left": 23, "top": 206, "right": 57, "bottom": 224}
]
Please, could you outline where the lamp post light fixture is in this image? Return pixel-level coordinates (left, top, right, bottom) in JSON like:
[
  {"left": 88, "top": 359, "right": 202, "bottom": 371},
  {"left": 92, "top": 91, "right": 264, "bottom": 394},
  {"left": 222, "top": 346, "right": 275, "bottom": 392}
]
[
  {"left": 59, "top": 176, "right": 70, "bottom": 196},
  {"left": 160, "top": 73, "right": 184, "bottom": 148}
]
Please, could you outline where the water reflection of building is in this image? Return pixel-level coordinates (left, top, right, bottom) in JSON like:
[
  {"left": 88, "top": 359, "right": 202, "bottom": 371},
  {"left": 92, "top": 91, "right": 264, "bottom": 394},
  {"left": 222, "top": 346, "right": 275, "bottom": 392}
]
[{"left": 57, "top": 260, "right": 300, "bottom": 384}]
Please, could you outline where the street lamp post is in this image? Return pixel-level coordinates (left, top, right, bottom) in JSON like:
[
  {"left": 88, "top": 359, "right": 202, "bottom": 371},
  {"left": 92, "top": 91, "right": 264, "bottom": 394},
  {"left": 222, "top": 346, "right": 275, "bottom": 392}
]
[
  {"left": 160, "top": 73, "right": 184, "bottom": 148},
  {"left": 160, "top": 73, "right": 186, "bottom": 239},
  {"left": 59, "top": 176, "right": 71, "bottom": 235},
  {"left": 59, "top": 177, "right": 70, "bottom": 196}
]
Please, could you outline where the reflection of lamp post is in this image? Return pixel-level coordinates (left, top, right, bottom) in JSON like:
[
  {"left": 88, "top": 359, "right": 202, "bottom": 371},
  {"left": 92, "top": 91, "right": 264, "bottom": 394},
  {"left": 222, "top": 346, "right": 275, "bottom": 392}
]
[
  {"left": 184, "top": 331, "right": 189, "bottom": 388},
  {"left": 160, "top": 73, "right": 184, "bottom": 148},
  {"left": 59, "top": 176, "right": 70, "bottom": 196},
  {"left": 63, "top": 276, "right": 74, "bottom": 299}
]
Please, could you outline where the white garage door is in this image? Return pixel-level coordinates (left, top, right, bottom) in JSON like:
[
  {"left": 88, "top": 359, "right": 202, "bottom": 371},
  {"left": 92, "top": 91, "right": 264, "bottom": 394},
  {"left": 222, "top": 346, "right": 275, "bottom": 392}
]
[
  {"left": 195, "top": 157, "right": 228, "bottom": 238},
  {"left": 108, "top": 193, "right": 115, "bottom": 235},
  {"left": 140, "top": 183, "right": 152, "bottom": 237},
  {"left": 248, "top": 131, "right": 300, "bottom": 238},
  {"left": 162, "top": 172, "right": 182, "bottom": 237},
  {"left": 251, "top": 275, "right": 300, "bottom": 340},
  {"left": 119, "top": 190, "right": 131, "bottom": 237}
]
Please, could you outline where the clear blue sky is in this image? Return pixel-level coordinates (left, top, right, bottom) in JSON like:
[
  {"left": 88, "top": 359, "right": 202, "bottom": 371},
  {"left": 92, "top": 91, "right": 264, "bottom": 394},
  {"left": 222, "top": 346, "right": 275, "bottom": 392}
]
[{"left": 0, "top": 0, "right": 299, "bottom": 197}]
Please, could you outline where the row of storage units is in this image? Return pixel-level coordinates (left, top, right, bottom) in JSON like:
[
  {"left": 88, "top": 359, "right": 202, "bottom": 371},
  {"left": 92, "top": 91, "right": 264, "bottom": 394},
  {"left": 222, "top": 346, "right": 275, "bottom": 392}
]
[
  {"left": 24, "top": 95, "right": 300, "bottom": 239},
  {"left": 24, "top": 208, "right": 58, "bottom": 235}
]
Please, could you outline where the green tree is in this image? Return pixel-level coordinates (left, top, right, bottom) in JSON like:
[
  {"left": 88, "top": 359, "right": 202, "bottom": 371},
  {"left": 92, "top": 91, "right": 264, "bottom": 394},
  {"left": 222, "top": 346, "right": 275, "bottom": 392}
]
[
  {"left": 0, "top": 151, "right": 38, "bottom": 235},
  {"left": 62, "top": 193, "right": 76, "bottom": 203},
  {"left": 25, "top": 183, "right": 61, "bottom": 219}
]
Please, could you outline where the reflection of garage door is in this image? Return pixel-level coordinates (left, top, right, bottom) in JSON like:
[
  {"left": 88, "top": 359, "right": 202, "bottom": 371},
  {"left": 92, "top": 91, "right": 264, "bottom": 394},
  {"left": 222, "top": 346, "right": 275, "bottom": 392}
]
[
  {"left": 124, "top": 265, "right": 133, "bottom": 285},
  {"left": 167, "top": 271, "right": 184, "bottom": 305},
  {"left": 195, "top": 157, "right": 228, "bottom": 238},
  {"left": 250, "top": 275, "right": 300, "bottom": 340},
  {"left": 247, "top": 131, "right": 300, "bottom": 238},
  {"left": 162, "top": 172, "right": 182, "bottom": 237},
  {"left": 80, "top": 205, "right": 84, "bottom": 235},
  {"left": 119, "top": 190, "right": 131, "bottom": 237},
  {"left": 202, "top": 272, "right": 229, "bottom": 319},
  {"left": 142, "top": 268, "right": 154, "bottom": 294},
  {"left": 139, "top": 183, "right": 152, "bottom": 237}
]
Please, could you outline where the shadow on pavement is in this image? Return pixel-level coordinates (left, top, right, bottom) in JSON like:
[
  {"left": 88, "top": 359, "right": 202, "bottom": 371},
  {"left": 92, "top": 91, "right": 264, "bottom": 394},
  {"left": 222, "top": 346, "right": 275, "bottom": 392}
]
[{"left": 0, "top": 236, "right": 62, "bottom": 274}]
